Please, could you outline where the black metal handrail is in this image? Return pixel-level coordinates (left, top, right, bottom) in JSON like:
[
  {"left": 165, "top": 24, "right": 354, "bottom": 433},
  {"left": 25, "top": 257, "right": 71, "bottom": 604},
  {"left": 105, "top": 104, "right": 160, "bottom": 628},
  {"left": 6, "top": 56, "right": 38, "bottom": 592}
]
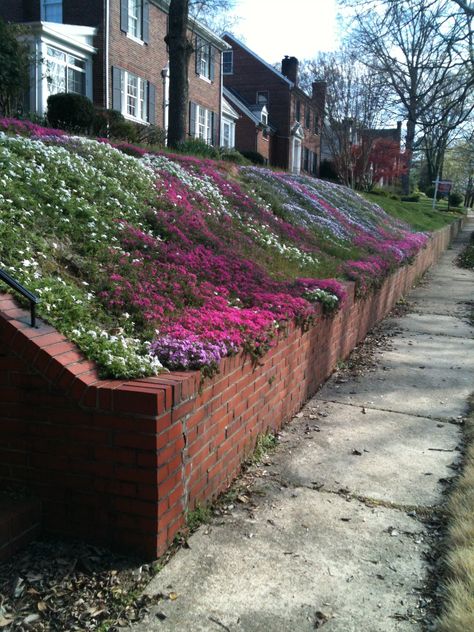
[{"left": 0, "top": 268, "right": 40, "bottom": 327}]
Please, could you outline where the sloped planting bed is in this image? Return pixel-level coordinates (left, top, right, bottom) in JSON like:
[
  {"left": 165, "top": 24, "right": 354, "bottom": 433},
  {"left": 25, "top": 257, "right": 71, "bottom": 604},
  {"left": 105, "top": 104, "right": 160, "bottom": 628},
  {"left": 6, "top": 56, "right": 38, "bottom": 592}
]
[{"left": 0, "top": 120, "right": 462, "bottom": 557}]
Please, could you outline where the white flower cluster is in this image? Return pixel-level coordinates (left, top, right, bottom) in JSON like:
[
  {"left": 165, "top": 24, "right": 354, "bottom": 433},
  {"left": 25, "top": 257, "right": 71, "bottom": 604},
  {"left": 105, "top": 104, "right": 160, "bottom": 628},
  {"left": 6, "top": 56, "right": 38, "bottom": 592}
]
[
  {"left": 70, "top": 324, "right": 164, "bottom": 378},
  {"left": 243, "top": 221, "right": 319, "bottom": 266},
  {"left": 142, "top": 154, "right": 231, "bottom": 216}
]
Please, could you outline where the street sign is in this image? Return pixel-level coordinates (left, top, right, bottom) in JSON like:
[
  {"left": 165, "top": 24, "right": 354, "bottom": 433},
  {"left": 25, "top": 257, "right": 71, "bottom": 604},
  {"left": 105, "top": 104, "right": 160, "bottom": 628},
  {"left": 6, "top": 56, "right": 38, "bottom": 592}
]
[{"left": 436, "top": 181, "right": 452, "bottom": 194}]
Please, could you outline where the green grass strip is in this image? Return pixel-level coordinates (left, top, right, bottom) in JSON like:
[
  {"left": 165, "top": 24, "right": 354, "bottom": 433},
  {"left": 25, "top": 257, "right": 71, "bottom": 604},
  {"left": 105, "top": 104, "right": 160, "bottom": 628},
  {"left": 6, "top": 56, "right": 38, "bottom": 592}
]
[{"left": 437, "top": 395, "right": 474, "bottom": 631}]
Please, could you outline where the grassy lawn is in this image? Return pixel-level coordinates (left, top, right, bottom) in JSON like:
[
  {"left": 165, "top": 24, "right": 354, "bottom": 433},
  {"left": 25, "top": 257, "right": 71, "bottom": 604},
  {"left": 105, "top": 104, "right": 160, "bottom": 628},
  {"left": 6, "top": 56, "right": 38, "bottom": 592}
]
[
  {"left": 364, "top": 193, "right": 464, "bottom": 232},
  {"left": 437, "top": 395, "right": 474, "bottom": 632}
]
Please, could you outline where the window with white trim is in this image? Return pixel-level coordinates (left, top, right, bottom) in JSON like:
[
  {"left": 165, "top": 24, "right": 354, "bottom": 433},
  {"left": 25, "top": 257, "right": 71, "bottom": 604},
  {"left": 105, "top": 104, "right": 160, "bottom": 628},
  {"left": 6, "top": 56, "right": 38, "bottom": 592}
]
[
  {"left": 198, "top": 107, "right": 212, "bottom": 143},
  {"left": 223, "top": 50, "right": 233, "bottom": 74},
  {"left": 128, "top": 0, "right": 143, "bottom": 39},
  {"left": 222, "top": 119, "right": 235, "bottom": 148},
  {"left": 123, "top": 70, "right": 148, "bottom": 122},
  {"left": 46, "top": 46, "right": 86, "bottom": 96},
  {"left": 190, "top": 103, "right": 214, "bottom": 144},
  {"left": 195, "top": 37, "right": 214, "bottom": 80}
]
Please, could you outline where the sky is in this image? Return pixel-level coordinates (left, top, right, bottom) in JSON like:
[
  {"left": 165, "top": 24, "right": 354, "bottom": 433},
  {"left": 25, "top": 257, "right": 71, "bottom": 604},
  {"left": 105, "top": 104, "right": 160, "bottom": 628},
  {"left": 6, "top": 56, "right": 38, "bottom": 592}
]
[{"left": 227, "top": 0, "right": 341, "bottom": 64}]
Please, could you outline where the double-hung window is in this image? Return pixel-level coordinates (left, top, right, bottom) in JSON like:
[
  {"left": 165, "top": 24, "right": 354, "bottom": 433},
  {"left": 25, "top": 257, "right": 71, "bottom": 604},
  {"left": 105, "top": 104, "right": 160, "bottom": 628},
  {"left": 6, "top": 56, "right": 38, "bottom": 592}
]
[
  {"left": 46, "top": 46, "right": 86, "bottom": 96},
  {"left": 121, "top": 0, "right": 149, "bottom": 43},
  {"left": 198, "top": 107, "right": 212, "bottom": 143},
  {"left": 41, "top": 0, "right": 63, "bottom": 22},
  {"left": 112, "top": 66, "right": 155, "bottom": 124},
  {"left": 128, "top": 0, "right": 142, "bottom": 39},
  {"left": 195, "top": 37, "right": 214, "bottom": 81},
  {"left": 124, "top": 71, "right": 148, "bottom": 122},
  {"left": 222, "top": 120, "right": 232, "bottom": 147},
  {"left": 189, "top": 102, "right": 215, "bottom": 144},
  {"left": 222, "top": 50, "right": 233, "bottom": 75}
]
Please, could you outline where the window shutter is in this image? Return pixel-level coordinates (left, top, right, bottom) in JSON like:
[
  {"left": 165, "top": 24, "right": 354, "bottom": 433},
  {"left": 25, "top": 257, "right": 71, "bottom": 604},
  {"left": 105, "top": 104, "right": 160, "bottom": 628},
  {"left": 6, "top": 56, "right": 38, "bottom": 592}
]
[
  {"left": 189, "top": 101, "right": 197, "bottom": 137},
  {"left": 112, "top": 66, "right": 123, "bottom": 112},
  {"left": 211, "top": 111, "right": 218, "bottom": 146},
  {"left": 195, "top": 36, "right": 200, "bottom": 74},
  {"left": 209, "top": 46, "right": 215, "bottom": 82},
  {"left": 148, "top": 82, "right": 156, "bottom": 124},
  {"left": 143, "top": 0, "right": 150, "bottom": 43},
  {"left": 120, "top": 0, "right": 128, "bottom": 33}
]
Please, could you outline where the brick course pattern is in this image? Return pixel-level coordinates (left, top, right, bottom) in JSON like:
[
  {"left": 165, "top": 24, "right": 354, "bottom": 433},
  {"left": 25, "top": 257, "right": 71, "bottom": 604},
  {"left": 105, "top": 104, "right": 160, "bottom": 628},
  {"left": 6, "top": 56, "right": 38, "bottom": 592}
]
[
  {"left": 0, "top": 0, "right": 223, "bottom": 138},
  {"left": 0, "top": 221, "right": 461, "bottom": 559},
  {"left": 0, "top": 495, "right": 41, "bottom": 561}
]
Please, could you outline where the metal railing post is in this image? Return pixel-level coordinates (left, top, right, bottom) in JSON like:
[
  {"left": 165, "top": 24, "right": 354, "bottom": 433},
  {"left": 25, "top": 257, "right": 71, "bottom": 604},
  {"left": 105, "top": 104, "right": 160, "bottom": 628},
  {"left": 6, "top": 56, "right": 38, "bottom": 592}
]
[{"left": 0, "top": 268, "right": 40, "bottom": 328}]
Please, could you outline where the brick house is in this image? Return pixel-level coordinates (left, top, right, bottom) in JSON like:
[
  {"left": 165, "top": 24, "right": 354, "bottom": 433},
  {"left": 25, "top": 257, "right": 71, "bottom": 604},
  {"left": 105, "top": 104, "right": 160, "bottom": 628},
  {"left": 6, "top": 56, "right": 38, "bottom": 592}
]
[
  {"left": 222, "top": 33, "right": 326, "bottom": 175},
  {"left": 0, "top": 0, "right": 229, "bottom": 144},
  {"left": 223, "top": 87, "right": 274, "bottom": 163}
]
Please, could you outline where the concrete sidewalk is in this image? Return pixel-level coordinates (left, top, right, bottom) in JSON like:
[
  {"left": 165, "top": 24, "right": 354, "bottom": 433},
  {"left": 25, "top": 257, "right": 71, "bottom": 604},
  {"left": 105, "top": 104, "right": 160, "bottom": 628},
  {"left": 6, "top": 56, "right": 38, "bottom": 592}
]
[{"left": 130, "top": 216, "right": 474, "bottom": 632}]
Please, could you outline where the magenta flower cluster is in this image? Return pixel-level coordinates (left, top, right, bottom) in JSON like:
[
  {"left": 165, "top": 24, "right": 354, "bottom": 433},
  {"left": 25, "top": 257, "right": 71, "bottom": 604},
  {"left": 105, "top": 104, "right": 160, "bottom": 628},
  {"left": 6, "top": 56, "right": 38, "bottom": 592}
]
[
  {"left": 0, "top": 117, "right": 66, "bottom": 138},
  {"left": 3, "top": 119, "right": 429, "bottom": 371}
]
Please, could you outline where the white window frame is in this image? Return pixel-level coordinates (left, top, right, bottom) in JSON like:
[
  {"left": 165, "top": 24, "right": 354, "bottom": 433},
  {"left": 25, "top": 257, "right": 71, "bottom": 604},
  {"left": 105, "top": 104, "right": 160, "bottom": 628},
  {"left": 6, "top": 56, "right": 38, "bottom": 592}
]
[
  {"left": 128, "top": 0, "right": 143, "bottom": 40},
  {"left": 45, "top": 45, "right": 87, "bottom": 97},
  {"left": 122, "top": 70, "right": 148, "bottom": 123},
  {"left": 221, "top": 119, "right": 235, "bottom": 148},
  {"left": 41, "top": 0, "right": 63, "bottom": 22},
  {"left": 196, "top": 37, "right": 212, "bottom": 80},
  {"left": 222, "top": 50, "right": 233, "bottom": 75},
  {"left": 192, "top": 104, "right": 213, "bottom": 144}
]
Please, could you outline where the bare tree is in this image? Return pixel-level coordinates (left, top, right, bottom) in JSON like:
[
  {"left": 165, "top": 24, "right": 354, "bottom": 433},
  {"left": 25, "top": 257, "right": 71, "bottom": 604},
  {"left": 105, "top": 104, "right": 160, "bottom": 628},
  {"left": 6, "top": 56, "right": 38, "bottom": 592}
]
[
  {"left": 443, "top": 128, "right": 474, "bottom": 205},
  {"left": 166, "top": 0, "right": 235, "bottom": 148},
  {"left": 342, "top": 0, "right": 473, "bottom": 193},
  {"left": 301, "top": 51, "right": 393, "bottom": 188},
  {"left": 420, "top": 68, "right": 474, "bottom": 184},
  {"left": 451, "top": 0, "right": 474, "bottom": 16}
]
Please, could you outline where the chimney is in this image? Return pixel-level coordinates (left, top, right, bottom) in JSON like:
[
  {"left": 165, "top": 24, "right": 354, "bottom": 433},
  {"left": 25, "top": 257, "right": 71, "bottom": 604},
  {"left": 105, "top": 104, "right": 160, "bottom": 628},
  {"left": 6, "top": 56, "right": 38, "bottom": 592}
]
[
  {"left": 396, "top": 120, "right": 402, "bottom": 140},
  {"left": 281, "top": 56, "right": 299, "bottom": 84},
  {"left": 312, "top": 80, "right": 327, "bottom": 115}
]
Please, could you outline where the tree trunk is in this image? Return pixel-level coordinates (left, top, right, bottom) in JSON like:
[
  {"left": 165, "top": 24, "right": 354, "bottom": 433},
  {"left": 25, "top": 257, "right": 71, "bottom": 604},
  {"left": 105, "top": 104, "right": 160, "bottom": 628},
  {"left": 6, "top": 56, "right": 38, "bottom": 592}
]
[
  {"left": 402, "top": 116, "right": 416, "bottom": 195},
  {"left": 166, "top": 0, "right": 193, "bottom": 148}
]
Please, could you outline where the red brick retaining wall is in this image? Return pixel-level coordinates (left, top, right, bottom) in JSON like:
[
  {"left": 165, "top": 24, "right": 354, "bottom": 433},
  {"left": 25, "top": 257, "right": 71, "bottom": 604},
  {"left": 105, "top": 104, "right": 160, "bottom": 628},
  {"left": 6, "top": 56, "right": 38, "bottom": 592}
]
[{"left": 0, "top": 221, "right": 462, "bottom": 558}]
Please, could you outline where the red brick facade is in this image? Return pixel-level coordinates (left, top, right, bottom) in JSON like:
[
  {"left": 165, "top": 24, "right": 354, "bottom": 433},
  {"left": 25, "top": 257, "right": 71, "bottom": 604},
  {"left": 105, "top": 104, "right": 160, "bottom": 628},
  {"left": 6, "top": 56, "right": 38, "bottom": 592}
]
[
  {"left": 0, "top": 221, "right": 462, "bottom": 559},
  {"left": 227, "top": 103, "right": 270, "bottom": 162},
  {"left": 0, "top": 0, "right": 225, "bottom": 142},
  {"left": 223, "top": 35, "right": 324, "bottom": 173}
]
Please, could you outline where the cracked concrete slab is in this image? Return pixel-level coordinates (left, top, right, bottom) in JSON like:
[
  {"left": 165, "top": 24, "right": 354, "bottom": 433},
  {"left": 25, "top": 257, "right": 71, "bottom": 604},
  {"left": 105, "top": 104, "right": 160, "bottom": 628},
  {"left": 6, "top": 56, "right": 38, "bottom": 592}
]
[
  {"left": 382, "top": 313, "right": 473, "bottom": 339},
  {"left": 318, "top": 333, "right": 474, "bottom": 420},
  {"left": 127, "top": 216, "right": 474, "bottom": 632},
  {"left": 135, "top": 490, "right": 429, "bottom": 632},
  {"left": 273, "top": 401, "right": 461, "bottom": 506}
]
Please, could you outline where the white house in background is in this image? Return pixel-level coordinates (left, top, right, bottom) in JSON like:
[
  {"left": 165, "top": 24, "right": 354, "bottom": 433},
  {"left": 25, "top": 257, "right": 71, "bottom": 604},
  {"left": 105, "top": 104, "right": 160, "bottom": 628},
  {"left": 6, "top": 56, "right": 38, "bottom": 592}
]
[{"left": 26, "top": 22, "right": 97, "bottom": 117}]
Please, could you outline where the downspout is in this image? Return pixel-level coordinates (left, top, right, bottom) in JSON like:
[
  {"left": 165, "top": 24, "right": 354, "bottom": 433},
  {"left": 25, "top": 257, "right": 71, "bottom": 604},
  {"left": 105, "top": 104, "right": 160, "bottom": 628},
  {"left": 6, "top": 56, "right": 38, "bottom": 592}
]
[
  {"left": 219, "top": 49, "right": 223, "bottom": 148},
  {"left": 161, "top": 64, "right": 170, "bottom": 140},
  {"left": 105, "top": 0, "right": 110, "bottom": 109}
]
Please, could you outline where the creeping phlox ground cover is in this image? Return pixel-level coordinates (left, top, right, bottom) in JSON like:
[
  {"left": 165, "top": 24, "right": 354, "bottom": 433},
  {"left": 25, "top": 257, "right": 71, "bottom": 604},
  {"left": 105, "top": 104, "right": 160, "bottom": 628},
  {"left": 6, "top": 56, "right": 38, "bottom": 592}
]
[{"left": 0, "top": 118, "right": 428, "bottom": 378}]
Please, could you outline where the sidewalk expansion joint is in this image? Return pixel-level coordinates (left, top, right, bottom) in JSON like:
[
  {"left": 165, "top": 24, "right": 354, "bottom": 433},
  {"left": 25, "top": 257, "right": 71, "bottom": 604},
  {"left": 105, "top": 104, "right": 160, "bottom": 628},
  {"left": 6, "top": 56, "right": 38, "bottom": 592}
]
[
  {"left": 269, "top": 475, "right": 442, "bottom": 518},
  {"left": 316, "top": 399, "right": 465, "bottom": 425},
  {"left": 393, "top": 329, "right": 473, "bottom": 340}
]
